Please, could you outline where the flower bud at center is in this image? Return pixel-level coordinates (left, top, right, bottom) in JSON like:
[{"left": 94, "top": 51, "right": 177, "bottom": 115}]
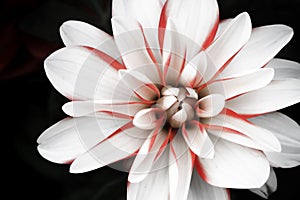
[{"left": 156, "top": 86, "right": 198, "bottom": 128}]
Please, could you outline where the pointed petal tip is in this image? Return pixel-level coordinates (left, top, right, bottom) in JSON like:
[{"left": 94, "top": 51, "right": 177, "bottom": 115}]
[
  {"left": 62, "top": 102, "right": 85, "bottom": 117},
  {"left": 69, "top": 163, "right": 82, "bottom": 174},
  {"left": 201, "top": 149, "right": 215, "bottom": 159},
  {"left": 37, "top": 134, "right": 44, "bottom": 144},
  {"left": 128, "top": 173, "right": 147, "bottom": 184},
  {"left": 272, "top": 136, "right": 282, "bottom": 153},
  {"left": 69, "top": 156, "right": 98, "bottom": 174},
  {"left": 37, "top": 144, "right": 63, "bottom": 164},
  {"left": 62, "top": 102, "right": 73, "bottom": 116},
  {"left": 239, "top": 12, "right": 252, "bottom": 29},
  {"left": 277, "top": 24, "right": 294, "bottom": 35}
]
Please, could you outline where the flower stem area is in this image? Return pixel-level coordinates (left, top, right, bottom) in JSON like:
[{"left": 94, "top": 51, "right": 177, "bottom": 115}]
[{"left": 1, "top": 0, "right": 300, "bottom": 199}]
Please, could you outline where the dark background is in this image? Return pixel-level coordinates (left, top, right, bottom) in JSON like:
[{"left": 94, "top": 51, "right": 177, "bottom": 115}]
[{"left": 1, "top": 0, "right": 299, "bottom": 199}]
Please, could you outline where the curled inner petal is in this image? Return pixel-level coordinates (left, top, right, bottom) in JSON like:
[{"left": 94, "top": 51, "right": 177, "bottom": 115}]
[{"left": 133, "top": 108, "right": 166, "bottom": 130}]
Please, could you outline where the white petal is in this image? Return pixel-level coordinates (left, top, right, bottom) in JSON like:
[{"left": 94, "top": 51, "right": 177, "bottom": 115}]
[
  {"left": 112, "top": 0, "right": 163, "bottom": 66},
  {"left": 70, "top": 125, "right": 150, "bottom": 173},
  {"left": 250, "top": 167, "right": 277, "bottom": 199},
  {"left": 60, "top": 20, "right": 110, "bottom": 46},
  {"left": 207, "top": 127, "right": 264, "bottom": 151},
  {"left": 59, "top": 21, "right": 122, "bottom": 62},
  {"left": 179, "top": 52, "right": 207, "bottom": 87},
  {"left": 182, "top": 123, "right": 214, "bottom": 158},
  {"left": 62, "top": 100, "right": 147, "bottom": 117},
  {"left": 266, "top": 58, "right": 300, "bottom": 80},
  {"left": 226, "top": 79, "right": 300, "bottom": 115},
  {"left": 205, "top": 12, "right": 252, "bottom": 81},
  {"left": 156, "top": 95, "right": 177, "bottom": 110},
  {"left": 188, "top": 169, "right": 230, "bottom": 200},
  {"left": 37, "top": 116, "right": 130, "bottom": 164},
  {"left": 185, "top": 88, "right": 198, "bottom": 99},
  {"left": 44, "top": 46, "right": 129, "bottom": 100},
  {"left": 169, "top": 109, "right": 187, "bottom": 128},
  {"left": 205, "top": 110, "right": 281, "bottom": 152},
  {"left": 127, "top": 148, "right": 169, "bottom": 200},
  {"left": 214, "top": 19, "right": 232, "bottom": 39},
  {"left": 161, "top": 86, "right": 180, "bottom": 96},
  {"left": 195, "top": 94, "right": 225, "bottom": 118},
  {"left": 169, "top": 133, "right": 194, "bottom": 200},
  {"left": 128, "top": 129, "right": 168, "bottom": 183},
  {"left": 197, "top": 137, "right": 270, "bottom": 188},
  {"left": 118, "top": 69, "right": 159, "bottom": 100},
  {"left": 222, "top": 25, "right": 293, "bottom": 76},
  {"left": 113, "top": 0, "right": 164, "bottom": 29},
  {"left": 111, "top": 16, "right": 161, "bottom": 77},
  {"left": 249, "top": 112, "right": 300, "bottom": 168},
  {"left": 162, "top": 18, "right": 187, "bottom": 85},
  {"left": 133, "top": 108, "right": 166, "bottom": 130},
  {"left": 205, "top": 68, "right": 274, "bottom": 100},
  {"left": 164, "top": 0, "right": 219, "bottom": 55}
]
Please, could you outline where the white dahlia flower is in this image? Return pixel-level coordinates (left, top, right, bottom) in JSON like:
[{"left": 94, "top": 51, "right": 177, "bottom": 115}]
[{"left": 37, "top": 0, "right": 300, "bottom": 199}]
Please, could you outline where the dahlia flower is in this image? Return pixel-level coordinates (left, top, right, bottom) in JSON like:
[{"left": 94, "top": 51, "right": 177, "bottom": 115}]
[{"left": 38, "top": 0, "right": 300, "bottom": 199}]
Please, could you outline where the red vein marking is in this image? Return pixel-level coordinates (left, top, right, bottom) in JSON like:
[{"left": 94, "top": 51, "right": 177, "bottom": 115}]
[
  {"left": 221, "top": 108, "right": 251, "bottom": 123},
  {"left": 175, "top": 50, "right": 187, "bottom": 86},
  {"left": 84, "top": 46, "right": 126, "bottom": 70},
  {"left": 154, "top": 131, "right": 170, "bottom": 162},
  {"left": 195, "top": 159, "right": 207, "bottom": 182},
  {"left": 139, "top": 24, "right": 164, "bottom": 85},
  {"left": 201, "top": 124, "right": 249, "bottom": 138},
  {"left": 202, "top": 13, "right": 220, "bottom": 50},
  {"left": 158, "top": 0, "right": 169, "bottom": 55},
  {"left": 99, "top": 110, "right": 134, "bottom": 120}
]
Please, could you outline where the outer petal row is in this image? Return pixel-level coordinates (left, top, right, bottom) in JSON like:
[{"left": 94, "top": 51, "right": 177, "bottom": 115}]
[
  {"left": 250, "top": 112, "right": 300, "bottom": 168},
  {"left": 44, "top": 46, "right": 130, "bottom": 100}
]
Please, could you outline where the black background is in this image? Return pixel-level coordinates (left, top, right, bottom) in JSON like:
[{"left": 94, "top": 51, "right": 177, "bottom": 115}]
[{"left": 1, "top": 0, "right": 300, "bottom": 199}]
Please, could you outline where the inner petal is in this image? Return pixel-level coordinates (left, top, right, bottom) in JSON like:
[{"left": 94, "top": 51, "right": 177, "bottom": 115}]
[
  {"left": 155, "top": 86, "right": 198, "bottom": 128},
  {"left": 195, "top": 94, "right": 225, "bottom": 118}
]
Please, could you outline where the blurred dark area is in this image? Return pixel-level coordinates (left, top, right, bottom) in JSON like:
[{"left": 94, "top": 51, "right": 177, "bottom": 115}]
[{"left": 1, "top": 0, "right": 299, "bottom": 199}]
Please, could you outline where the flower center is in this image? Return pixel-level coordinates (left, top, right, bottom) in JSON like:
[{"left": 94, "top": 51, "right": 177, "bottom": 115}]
[
  {"left": 156, "top": 86, "right": 198, "bottom": 128},
  {"left": 132, "top": 86, "right": 199, "bottom": 130}
]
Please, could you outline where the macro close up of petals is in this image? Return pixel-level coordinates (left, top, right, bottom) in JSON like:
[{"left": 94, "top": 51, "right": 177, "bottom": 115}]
[{"left": 36, "top": 0, "right": 300, "bottom": 199}]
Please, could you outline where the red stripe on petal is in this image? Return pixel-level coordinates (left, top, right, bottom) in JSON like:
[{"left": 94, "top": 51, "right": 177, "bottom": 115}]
[
  {"left": 84, "top": 46, "right": 126, "bottom": 70},
  {"left": 227, "top": 189, "right": 231, "bottom": 200},
  {"left": 145, "top": 83, "right": 161, "bottom": 98},
  {"left": 221, "top": 108, "right": 250, "bottom": 123},
  {"left": 154, "top": 132, "right": 170, "bottom": 162},
  {"left": 190, "top": 151, "right": 196, "bottom": 167},
  {"left": 197, "top": 76, "right": 233, "bottom": 92},
  {"left": 197, "top": 51, "right": 239, "bottom": 93},
  {"left": 162, "top": 53, "right": 172, "bottom": 86},
  {"left": 134, "top": 91, "right": 150, "bottom": 102},
  {"left": 64, "top": 159, "right": 75, "bottom": 165},
  {"left": 139, "top": 24, "right": 158, "bottom": 64},
  {"left": 106, "top": 121, "right": 134, "bottom": 140},
  {"left": 195, "top": 159, "right": 207, "bottom": 182},
  {"left": 175, "top": 50, "right": 187, "bottom": 86},
  {"left": 158, "top": 1, "right": 169, "bottom": 54},
  {"left": 89, "top": 121, "right": 135, "bottom": 151},
  {"left": 99, "top": 110, "right": 134, "bottom": 119},
  {"left": 224, "top": 93, "right": 244, "bottom": 101},
  {"left": 139, "top": 25, "right": 164, "bottom": 85},
  {"left": 189, "top": 120, "right": 206, "bottom": 133},
  {"left": 201, "top": 124, "right": 248, "bottom": 137},
  {"left": 148, "top": 127, "right": 161, "bottom": 152},
  {"left": 202, "top": 15, "right": 220, "bottom": 50},
  {"left": 170, "top": 142, "right": 177, "bottom": 164},
  {"left": 241, "top": 113, "right": 266, "bottom": 119},
  {"left": 126, "top": 100, "right": 156, "bottom": 105}
]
